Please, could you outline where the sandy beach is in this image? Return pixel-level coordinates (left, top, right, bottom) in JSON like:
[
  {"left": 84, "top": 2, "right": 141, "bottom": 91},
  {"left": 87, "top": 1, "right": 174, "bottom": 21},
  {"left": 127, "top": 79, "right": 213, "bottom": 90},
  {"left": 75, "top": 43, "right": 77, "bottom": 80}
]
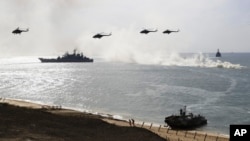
[{"left": 0, "top": 98, "right": 229, "bottom": 141}]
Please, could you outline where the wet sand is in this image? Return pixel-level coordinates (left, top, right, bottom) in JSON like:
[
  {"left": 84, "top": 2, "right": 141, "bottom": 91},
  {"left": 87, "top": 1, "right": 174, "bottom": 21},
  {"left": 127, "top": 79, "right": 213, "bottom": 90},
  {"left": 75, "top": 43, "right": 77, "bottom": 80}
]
[{"left": 0, "top": 98, "right": 229, "bottom": 141}]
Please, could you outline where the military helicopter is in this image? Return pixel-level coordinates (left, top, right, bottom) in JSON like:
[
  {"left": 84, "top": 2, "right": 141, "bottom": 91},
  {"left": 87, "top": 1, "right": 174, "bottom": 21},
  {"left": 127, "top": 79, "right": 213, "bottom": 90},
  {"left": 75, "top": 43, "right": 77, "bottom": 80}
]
[
  {"left": 93, "top": 32, "right": 112, "bottom": 39},
  {"left": 12, "top": 27, "right": 29, "bottom": 34},
  {"left": 163, "top": 29, "right": 179, "bottom": 34},
  {"left": 140, "top": 28, "right": 158, "bottom": 34}
]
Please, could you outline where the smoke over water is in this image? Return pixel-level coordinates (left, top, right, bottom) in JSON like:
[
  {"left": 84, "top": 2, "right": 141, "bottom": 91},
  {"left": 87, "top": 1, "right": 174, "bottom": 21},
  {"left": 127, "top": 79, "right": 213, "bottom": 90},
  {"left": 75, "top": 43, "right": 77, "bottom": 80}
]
[
  {"left": 103, "top": 51, "right": 244, "bottom": 69},
  {"left": 1, "top": 0, "right": 248, "bottom": 70}
]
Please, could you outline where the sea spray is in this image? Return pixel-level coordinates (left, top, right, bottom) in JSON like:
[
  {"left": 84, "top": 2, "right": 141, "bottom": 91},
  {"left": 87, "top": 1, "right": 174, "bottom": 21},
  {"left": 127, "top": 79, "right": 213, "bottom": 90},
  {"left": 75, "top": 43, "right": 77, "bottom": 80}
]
[{"left": 103, "top": 52, "right": 244, "bottom": 69}]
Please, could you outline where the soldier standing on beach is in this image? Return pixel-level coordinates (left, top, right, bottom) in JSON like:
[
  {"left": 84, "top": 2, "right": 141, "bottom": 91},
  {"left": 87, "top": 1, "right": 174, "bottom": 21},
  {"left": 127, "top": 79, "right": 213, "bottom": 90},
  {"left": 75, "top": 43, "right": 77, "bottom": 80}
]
[
  {"left": 129, "top": 119, "right": 132, "bottom": 126},
  {"left": 183, "top": 106, "right": 187, "bottom": 116},
  {"left": 131, "top": 119, "right": 135, "bottom": 126}
]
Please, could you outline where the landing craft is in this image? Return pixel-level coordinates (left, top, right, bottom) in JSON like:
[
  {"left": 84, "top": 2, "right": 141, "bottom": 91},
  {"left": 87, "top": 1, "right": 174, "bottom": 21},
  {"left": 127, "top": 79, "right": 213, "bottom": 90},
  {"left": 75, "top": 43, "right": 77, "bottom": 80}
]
[
  {"left": 140, "top": 29, "right": 158, "bottom": 34},
  {"left": 93, "top": 32, "right": 112, "bottom": 39},
  {"left": 12, "top": 27, "right": 29, "bottom": 34},
  {"left": 163, "top": 29, "right": 179, "bottom": 34},
  {"left": 164, "top": 106, "right": 207, "bottom": 130}
]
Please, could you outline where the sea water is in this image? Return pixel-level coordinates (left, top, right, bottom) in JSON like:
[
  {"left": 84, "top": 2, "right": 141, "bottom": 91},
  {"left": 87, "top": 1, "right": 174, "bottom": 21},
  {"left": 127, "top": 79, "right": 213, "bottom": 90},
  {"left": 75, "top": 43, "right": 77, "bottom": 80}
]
[{"left": 0, "top": 53, "right": 250, "bottom": 134}]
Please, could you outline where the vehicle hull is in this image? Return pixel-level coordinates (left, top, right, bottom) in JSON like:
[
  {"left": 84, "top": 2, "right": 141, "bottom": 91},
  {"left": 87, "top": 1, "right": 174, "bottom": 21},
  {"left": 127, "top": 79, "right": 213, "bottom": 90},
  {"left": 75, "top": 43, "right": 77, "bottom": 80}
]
[{"left": 165, "top": 115, "right": 207, "bottom": 130}]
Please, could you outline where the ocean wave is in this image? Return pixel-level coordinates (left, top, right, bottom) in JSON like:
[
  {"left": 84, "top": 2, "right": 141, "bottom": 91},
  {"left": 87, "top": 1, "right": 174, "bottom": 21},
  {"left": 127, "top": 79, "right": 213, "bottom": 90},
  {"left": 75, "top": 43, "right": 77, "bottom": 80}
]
[
  {"left": 160, "top": 53, "right": 245, "bottom": 69},
  {"left": 105, "top": 52, "right": 245, "bottom": 69}
]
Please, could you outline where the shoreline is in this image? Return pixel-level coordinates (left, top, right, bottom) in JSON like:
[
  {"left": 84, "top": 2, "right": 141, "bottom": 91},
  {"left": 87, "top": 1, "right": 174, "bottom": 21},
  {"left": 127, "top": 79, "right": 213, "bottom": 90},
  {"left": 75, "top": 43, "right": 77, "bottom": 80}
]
[
  {"left": 0, "top": 97, "right": 229, "bottom": 141},
  {"left": 3, "top": 98, "right": 229, "bottom": 135}
]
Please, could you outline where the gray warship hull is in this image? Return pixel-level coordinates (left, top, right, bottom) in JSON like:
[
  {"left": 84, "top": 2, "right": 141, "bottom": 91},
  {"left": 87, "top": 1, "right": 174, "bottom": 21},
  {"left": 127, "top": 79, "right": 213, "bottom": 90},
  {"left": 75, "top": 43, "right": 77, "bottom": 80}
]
[
  {"left": 39, "top": 49, "right": 94, "bottom": 63},
  {"left": 39, "top": 58, "right": 93, "bottom": 63}
]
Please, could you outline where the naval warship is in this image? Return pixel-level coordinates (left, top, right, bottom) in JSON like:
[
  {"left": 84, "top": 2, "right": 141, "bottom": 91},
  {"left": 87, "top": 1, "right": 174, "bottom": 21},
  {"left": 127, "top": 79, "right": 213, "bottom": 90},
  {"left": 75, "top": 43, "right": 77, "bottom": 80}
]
[
  {"left": 216, "top": 49, "right": 221, "bottom": 57},
  {"left": 39, "top": 49, "right": 93, "bottom": 63}
]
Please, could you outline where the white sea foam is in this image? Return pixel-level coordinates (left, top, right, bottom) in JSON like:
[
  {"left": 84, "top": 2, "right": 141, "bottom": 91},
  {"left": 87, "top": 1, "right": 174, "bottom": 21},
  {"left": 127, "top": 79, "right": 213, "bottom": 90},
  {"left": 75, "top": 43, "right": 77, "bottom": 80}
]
[
  {"left": 113, "top": 115, "right": 123, "bottom": 120},
  {"left": 105, "top": 52, "right": 244, "bottom": 69},
  {"left": 161, "top": 53, "right": 244, "bottom": 69}
]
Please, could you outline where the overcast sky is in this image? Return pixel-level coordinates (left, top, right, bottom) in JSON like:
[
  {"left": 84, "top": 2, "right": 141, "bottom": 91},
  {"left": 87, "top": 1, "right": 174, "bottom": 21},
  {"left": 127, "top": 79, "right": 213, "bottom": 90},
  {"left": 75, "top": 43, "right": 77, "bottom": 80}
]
[{"left": 0, "top": 0, "right": 250, "bottom": 59}]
